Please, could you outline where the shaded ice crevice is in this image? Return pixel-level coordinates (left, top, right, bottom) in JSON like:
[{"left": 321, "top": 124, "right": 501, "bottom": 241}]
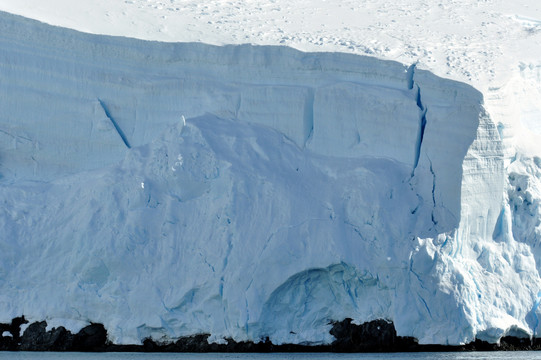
[
  {"left": 303, "top": 88, "right": 315, "bottom": 148},
  {"left": 409, "top": 63, "right": 428, "bottom": 175},
  {"left": 428, "top": 157, "right": 438, "bottom": 227},
  {"left": 98, "top": 98, "right": 131, "bottom": 149}
]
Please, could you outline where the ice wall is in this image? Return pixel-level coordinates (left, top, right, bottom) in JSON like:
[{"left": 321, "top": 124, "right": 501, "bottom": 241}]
[
  {"left": 0, "top": 11, "right": 418, "bottom": 182},
  {"left": 1, "top": 11, "right": 540, "bottom": 346}
]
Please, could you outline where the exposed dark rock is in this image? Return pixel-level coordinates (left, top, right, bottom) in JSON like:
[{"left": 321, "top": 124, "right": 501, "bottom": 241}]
[
  {"left": 3, "top": 316, "right": 541, "bottom": 352},
  {"left": 18, "top": 321, "right": 106, "bottom": 351},
  {"left": 140, "top": 334, "right": 213, "bottom": 352},
  {"left": 0, "top": 316, "right": 28, "bottom": 350},
  {"left": 330, "top": 318, "right": 418, "bottom": 352},
  {"left": 498, "top": 336, "right": 534, "bottom": 351},
  {"left": 20, "top": 321, "right": 74, "bottom": 351},
  {"left": 72, "top": 323, "right": 107, "bottom": 351},
  {"left": 9, "top": 316, "right": 27, "bottom": 343},
  {"left": 131, "top": 334, "right": 326, "bottom": 353},
  {"left": 174, "top": 334, "right": 213, "bottom": 352},
  {"left": 0, "top": 330, "right": 15, "bottom": 351}
]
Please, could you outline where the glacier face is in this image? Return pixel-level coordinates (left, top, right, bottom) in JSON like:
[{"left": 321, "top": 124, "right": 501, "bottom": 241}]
[{"left": 1, "top": 11, "right": 540, "bottom": 346}]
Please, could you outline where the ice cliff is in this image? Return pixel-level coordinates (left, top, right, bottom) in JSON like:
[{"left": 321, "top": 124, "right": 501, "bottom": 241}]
[{"left": 1, "top": 11, "right": 541, "bottom": 346}]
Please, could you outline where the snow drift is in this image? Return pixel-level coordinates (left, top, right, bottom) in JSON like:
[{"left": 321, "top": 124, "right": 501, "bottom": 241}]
[{"left": 0, "top": 11, "right": 540, "bottom": 346}]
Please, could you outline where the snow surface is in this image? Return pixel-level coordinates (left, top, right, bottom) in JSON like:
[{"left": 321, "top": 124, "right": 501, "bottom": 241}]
[{"left": 0, "top": 0, "right": 541, "bottom": 347}]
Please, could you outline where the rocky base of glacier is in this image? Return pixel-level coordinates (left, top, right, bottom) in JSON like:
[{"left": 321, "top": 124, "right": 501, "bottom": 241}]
[{"left": 0, "top": 317, "right": 539, "bottom": 352}]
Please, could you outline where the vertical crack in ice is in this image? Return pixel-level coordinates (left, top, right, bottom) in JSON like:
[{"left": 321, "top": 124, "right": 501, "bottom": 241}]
[
  {"left": 244, "top": 278, "right": 254, "bottom": 330},
  {"left": 303, "top": 88, "right": 315, "bottom": 148},
  {"left": 31, "top": 156, "right": 37, "bottom": 176},
  {"left": 199, "top": 251, "right": 216, "bottom": 273},
  {"left": 418, "top": 295, "right": 433, "bottom": 319},
  {"left": 406, "top": 63, "right": 416, "bottom": 90},
  {"left": 221, "top": 235, "right": 234, "bottom": 273},
  {"left": 428, "top": 156, "right": 438, "bottom": 227},
  {"left": 409, "top": 256, "right": 427, "bottom": 291},
  {"left": 409, "top": 64, "right": 428, "bottom": 176},
  {"left": 244, "top": 297, "right": 250, "bottom": 332},
  {"left": 409, "top": 254, "right": 433, "bottom": 319},
  {"left": 235, "top": 94, "right": 242, "bottom": 119},
  {"left": 532, "top": 291, "right": 541, "bottom": 334},
  {"left": 98, "top": 98, "right": 131, "bottom": 149}
]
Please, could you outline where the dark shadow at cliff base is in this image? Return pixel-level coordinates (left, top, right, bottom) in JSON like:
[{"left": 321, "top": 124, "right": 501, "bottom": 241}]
[{"left": 1, "top": 317, "right": 539, "bottom": 352}]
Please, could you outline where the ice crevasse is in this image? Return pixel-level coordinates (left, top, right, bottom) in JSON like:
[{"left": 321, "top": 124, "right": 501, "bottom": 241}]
[{"left": 0, "top": 11, "right": 540, "bottom": 346}]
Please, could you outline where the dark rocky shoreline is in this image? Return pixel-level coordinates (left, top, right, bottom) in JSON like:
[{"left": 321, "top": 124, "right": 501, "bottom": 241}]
[{"left": 0, "top": 316, "right": 539, "bottom": 352}]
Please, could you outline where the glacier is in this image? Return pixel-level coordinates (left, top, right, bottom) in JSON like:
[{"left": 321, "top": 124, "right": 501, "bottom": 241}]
[{"left": 1, "top": 10, "right": 541, "bottom": 347}]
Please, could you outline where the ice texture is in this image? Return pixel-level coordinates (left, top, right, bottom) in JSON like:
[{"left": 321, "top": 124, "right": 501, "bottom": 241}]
[{"left": 1, "top": 11, "right": 541, "bottom": 346}]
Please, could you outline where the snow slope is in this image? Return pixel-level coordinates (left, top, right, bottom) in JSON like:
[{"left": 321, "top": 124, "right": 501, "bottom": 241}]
[{"left": 0, "top": 0, "right": 541, "bottom": 346}]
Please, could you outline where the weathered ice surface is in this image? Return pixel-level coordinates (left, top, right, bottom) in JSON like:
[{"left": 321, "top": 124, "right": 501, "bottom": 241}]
[{"left": 0, "top": 11, "right": 541, "bottom": 347}]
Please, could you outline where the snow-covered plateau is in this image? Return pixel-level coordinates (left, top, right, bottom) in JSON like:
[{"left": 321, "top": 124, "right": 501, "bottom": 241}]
[{"left": 1, "top": 0, "right": 541, "bottom": 348}]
